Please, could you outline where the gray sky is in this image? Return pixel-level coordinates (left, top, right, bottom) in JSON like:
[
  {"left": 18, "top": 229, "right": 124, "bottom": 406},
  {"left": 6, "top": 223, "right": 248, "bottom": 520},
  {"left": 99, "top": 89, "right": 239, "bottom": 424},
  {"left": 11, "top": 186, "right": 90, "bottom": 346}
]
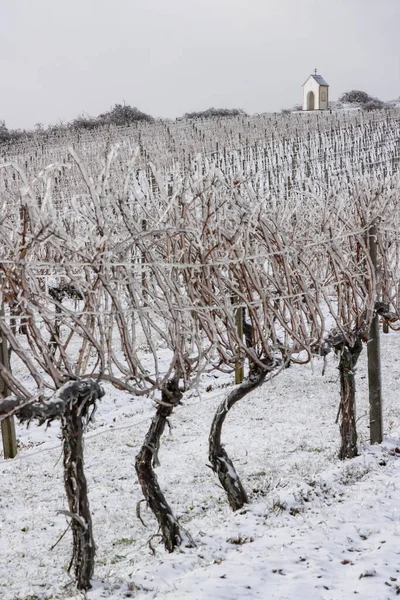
[{"left": 1, "top": 0, "right": 399, "bottom": 129}]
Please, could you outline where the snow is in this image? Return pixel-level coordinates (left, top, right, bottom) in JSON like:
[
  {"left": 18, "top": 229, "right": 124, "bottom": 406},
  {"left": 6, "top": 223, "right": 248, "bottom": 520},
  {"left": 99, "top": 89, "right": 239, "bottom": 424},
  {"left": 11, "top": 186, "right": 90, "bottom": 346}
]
[{"left": 1, "top": 332, "right": 400, "bottom": 599}]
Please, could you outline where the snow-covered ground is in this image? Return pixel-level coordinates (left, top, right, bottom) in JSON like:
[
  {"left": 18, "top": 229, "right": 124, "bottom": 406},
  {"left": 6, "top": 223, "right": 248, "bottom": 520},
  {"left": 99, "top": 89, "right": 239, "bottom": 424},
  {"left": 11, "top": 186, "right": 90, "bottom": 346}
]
[{"left": 1, "top": 330, "right": 400, "bottom": 600}]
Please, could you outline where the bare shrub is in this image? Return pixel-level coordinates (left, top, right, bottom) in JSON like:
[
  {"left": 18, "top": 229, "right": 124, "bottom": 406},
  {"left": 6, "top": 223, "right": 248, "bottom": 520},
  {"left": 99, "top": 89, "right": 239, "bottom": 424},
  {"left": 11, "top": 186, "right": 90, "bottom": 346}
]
[
  {"left": 0, "top": 120, "right": 30, "bottom": 144},
  {"left": 339, "top": 90, "right": 374, "bottom": 104},
  {"left": 184, "top": 107, "right": 247, "bottom": 119},
  {"left": 339, "top": 90, "right": 388, "bottom": 111},
  {"left": 97, "top": 103, "right": 154, "bottom": 125},
  {"left": 362, "top": 99, "right": 387, "bottom": 111}
]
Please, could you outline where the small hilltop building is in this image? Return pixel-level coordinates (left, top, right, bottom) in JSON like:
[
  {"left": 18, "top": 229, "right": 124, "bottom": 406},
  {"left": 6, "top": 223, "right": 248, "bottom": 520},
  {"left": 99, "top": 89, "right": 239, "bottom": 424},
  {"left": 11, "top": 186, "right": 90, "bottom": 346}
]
[{"left": 302, "top": 70, "right": 329, "bottom": 111}]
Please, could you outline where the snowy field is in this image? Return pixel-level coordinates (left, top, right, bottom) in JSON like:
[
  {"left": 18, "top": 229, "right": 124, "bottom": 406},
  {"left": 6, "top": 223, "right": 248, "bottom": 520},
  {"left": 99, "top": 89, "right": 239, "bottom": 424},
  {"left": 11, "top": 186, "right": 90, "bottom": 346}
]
[{"left": 1, "top": 329, "right": 400, "bottom": 600}]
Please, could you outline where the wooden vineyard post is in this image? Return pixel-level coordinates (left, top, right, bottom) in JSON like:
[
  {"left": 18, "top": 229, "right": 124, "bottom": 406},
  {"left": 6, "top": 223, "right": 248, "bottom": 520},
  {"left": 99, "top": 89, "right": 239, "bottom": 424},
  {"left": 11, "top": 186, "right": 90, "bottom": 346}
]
[
  {"left": 0, "top": 278, "right": 18, "bottom": 459},
  {"left": 141, "top": 218, "right": 147, "bottom": 305},
  {"left": 367, "top": 223, "right": 383, "bottom": 445},
  {"left": 233, "top": 297, "right": 244, "bottom": 385}
]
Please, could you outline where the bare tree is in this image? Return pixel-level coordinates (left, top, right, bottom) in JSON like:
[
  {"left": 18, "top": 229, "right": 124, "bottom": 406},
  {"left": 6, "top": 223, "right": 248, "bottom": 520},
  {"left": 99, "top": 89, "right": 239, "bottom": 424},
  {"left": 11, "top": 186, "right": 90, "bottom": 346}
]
[
  {"left": 305, "top": 186, "right": 378, "bottom": 460},
  {"left": 0, "top": 166, "right": 107, "bottom": 589},
  {"left": 47, "top": 153, "right": 213, "bottom": 552},
  {"left": 162, "top": 173, "right": 326, "bottom": 509}
]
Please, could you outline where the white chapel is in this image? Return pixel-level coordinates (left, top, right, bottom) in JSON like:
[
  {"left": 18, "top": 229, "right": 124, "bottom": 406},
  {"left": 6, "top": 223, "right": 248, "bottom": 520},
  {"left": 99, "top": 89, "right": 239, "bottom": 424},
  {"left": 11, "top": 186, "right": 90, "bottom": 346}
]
[{"left": 302, "top": 70, "right": 329, "bottom": 111}]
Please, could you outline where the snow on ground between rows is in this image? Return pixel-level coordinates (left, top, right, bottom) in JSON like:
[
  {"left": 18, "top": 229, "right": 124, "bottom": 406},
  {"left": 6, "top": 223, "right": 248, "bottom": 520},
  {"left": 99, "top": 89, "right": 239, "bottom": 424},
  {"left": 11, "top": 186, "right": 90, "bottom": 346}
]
[{"left": 1, "top": 332, "right": 400, "bottom": 600}]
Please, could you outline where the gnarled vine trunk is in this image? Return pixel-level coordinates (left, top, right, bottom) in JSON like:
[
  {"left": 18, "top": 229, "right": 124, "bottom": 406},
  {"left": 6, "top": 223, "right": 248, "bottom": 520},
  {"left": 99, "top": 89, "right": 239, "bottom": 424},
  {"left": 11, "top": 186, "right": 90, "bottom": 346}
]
[
  {"left": 61, "top": 390, "right": 98, "bottom": 591},
  {"left": 337, "top": 340, "right": 363, "bottom": 460},
  {"left": 209, "top": 372, "right": 266, "bottom": 510},
  {"left": 0, "top": 380, "right": 103, "bottom": 591},
  {"left": 135, "top": 377, "right": 193, "bottom": 552}
]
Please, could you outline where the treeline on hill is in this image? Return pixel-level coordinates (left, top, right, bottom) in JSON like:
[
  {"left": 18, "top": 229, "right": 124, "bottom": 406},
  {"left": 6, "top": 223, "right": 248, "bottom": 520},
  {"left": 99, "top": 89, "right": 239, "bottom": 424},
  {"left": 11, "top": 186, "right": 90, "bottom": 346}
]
[
  {"left": 1, "top": 90, "right": 395, "bottom": 146},
  {"left": 0, "top": 105, "right": 247, "bottom": 145},
  {"left": 0, "top": 104, "right": 154, "bottom": 144}
]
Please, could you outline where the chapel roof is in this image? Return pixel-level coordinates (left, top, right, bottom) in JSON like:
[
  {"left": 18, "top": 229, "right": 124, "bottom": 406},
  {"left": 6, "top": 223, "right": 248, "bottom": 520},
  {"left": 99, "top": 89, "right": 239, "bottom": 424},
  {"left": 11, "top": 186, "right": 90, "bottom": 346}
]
[{"left": 302, "top": 74, "right": 329, "bottom": 87}]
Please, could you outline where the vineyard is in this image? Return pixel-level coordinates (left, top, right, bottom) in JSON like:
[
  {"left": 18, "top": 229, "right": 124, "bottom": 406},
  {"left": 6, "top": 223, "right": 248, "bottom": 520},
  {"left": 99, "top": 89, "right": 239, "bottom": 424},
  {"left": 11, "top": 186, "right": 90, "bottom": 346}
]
[
  {"left": 1, "top": 107, "right": 400, "bottom": 599},
  {"left": 1, "top": 108, "right": 400, "bottom": 202}
]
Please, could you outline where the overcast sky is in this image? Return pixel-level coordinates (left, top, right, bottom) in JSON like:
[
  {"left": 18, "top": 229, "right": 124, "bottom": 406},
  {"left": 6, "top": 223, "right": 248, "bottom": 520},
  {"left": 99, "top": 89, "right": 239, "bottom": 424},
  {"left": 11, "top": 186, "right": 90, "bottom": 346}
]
[{"left": 1, "top": 0, "right": 399, "bottom": 129}]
